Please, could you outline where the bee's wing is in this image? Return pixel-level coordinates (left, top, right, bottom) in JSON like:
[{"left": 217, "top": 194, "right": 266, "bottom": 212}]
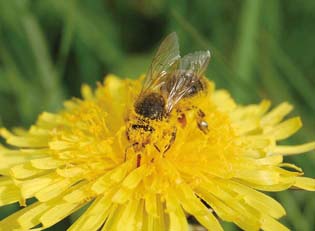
[
  {"left": 166, "top": 50, "right": 211, "bottom": 113},
  {"left": 141, "top": 32, "right": 180, "bottom": 93},
  {"left": 179, "top": 50, "right": 211, "bottom": 77}
]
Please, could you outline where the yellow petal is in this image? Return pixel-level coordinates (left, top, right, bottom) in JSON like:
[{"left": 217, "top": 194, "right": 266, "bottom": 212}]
[
  {"left": 29, "top": 126, "right": 50, "bottom": 136},
  {"left": 101, "top": 204, "right": 122, "bottom": 231},
  {"left": 294, "top": 177, "right": 315, "bottom": 191},
  {"left": 134, "top": 200, "right": 145, "bottom": 231},
  {"left": 212, "top": 90, "right": 236, "bottom": 112},
  {"left": 30, "top": 157, "right": 65, "bottom": 169},
  {"left": 91, "top": 174, "right": 113, "bottom": 194},
  {"left": 0, "top": 128, "right": 16, "bottom": 140},
  {"left": 69, "top": 195, "right": 113, "bottom": 231},
  {"left": 0, "top": 178, "right": 21, "bottom": 206},
  {"left": 48, "top": 141, "right": 72, "bottom": 150},
  {"left": 122, "top": 165, "right": 148, "bottom": 189},
  {"left": 176, "top": 184, "right": 223, "bottom": 231},
  {"left": 6, "top": 135, "right": 49, "bottom": 148},
  {"left": 255, "top": 155, "right": 283, "bottom": 165},
  {"left": 196, "top": 185, "right": 260, "bottom": 231},
  {"left": 235, "top": 168, "right": 280, "bottom": 185},
  {"left": 233, "top": 100, "right": 271, "bottom": 119},
  {"left": 62, "top": 182, "right": 91, "bottom": 203},
  {"left": 56, "top": 166, "right": 86, "bottom": 178},
  {"left": 110, "top": 162, "right": 130, "bottom": 182},
  {"left": 273, "top": 142, "right": 315, "bottom": 155},
  {"left": 194, "top": 213, "right": 223, "bottom": 231},
  {"left": 10, "top": 162, "right": 46, "bottom": 179},
  {"left": 177, "top": 183, "right": 207, "bottom": 216},
  {"left": 81, "top": 84, "right": 94, "bottom": 100},
  {"left": 116, "top": 199, "right": 140, "bottom": 231},
  {"left": 241, "top": 177, "right": 295, "bottom": 191},
  {"left": 260, "top": 215, "right": 289, "bottom": 231},
  {"left": 266, "top": 117, "right": 302, "bottom": 140},
  {"left": 40, "top": 202, "right": 82, "bottom": 227},
  {"left": 0, "top": 202, "right": 47, "bottom": 230},
  {"left": 218, "top": 179, "right": 286, "bottom": 219},
  {"left": 35, "top": 178, "right": 74, "bottom": 202},
  {"left": 239, "top": 135, "right": 273, "bottom": 149},
  {"left": 112, "top": 187, "right": 132, "bottom": 204},
  {"left": 18, "top": 203, "right": 49, "bottom": 229},
  {"left": 16, "top": 173, "right": 56, "bottom": 198},
  {"left": 142, "top": 195, "right": 166, "bottom": 231},
  {"left": 261, "top": 102, "right": 293, "bottom": 126},
  {"left": 103, "top": 75, "right": 125, "bottom": 99},
  {"left": 232, "top": 118, "right": 259, "bottom": 135},
  {"left": 0, "top": 150, "right": 29, "bottom": 175},
  {"left": 37, "top": 112, "right": 63, "bottom": 127},
  {"left": 145, "top": 193, "right": 157, "bottom": 216},
  {"left": 166, "top": 192, "right": 188, "bottom": 231}
]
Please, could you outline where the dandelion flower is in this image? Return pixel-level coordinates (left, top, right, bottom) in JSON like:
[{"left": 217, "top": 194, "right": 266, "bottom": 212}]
[{"left": 1, "top": 33, "right": 315, "bottom": 231}]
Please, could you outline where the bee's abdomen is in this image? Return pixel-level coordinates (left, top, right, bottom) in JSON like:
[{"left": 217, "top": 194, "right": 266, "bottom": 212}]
[
  {"left": 184, "top": 79, "right": 205, "bottom": 97},
  {"left": 135, "top": 93, "right": 165, "bottom": 120}
]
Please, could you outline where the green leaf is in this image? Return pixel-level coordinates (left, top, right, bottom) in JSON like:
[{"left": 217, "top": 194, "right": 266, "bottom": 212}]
[{"left": 233, "top": 0, "right": 262, "bottom": 84}]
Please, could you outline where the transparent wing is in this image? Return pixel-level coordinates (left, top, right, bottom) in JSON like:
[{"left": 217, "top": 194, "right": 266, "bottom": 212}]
[
  {"left": 165, "top": 50, "right": 211, "bottom": 113},
  {"left": 179, "top": 50, "right": 211, "bottom": 77},
  {"left": 141, "top": 32, "right": 180, "bottom": 94}
]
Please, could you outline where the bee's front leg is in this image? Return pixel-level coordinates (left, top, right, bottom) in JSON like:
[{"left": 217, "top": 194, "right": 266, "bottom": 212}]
[
  {"left": 124, "top": 142, "right": 139, "bottom": 161},
  {"left": 163, "top": 127, "right": 177, "bottom": 156}
]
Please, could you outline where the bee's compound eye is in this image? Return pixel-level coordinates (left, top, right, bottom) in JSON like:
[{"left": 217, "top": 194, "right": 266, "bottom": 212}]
[{"left": 135, "top": 93, "right": 165, "bottom": 120}]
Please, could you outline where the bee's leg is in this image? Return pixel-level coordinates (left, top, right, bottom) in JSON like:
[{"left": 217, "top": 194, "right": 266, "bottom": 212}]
[
  {"left": 136, "top": 154, "right": 141, "bottom": 167},
  {"left": 197, "top": 120, "right": 209, "bottom": 134},
  {"left": 124, "top": 142, "right": 139, "bottom": 161},
  {"left": 196, "top": 109, "right": 209, "bottom": 134},
  {"left": 163, "top": 127, "right": 177, "bottom": 156},
  {"left": 153, "top": 143, "right": 161, "bottom": 152}
]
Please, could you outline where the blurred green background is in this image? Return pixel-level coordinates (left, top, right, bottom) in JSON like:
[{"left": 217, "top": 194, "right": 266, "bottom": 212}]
[{"left": 0, "top": 0, "right": 314, "bottom": 230}]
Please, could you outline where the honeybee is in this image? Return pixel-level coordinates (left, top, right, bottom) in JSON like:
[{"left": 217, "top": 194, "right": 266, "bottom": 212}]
[
  {"left": 126, "top": 32, "right": 211, "bottom": 163},
  {"left": 135, "top": 32, "right": 210, "bottom": 119}
]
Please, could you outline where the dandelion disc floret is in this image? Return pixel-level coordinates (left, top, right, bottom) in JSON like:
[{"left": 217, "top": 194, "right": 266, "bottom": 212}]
[{"left": 1, "top": 33, "right": 315, "bottom": 231}]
